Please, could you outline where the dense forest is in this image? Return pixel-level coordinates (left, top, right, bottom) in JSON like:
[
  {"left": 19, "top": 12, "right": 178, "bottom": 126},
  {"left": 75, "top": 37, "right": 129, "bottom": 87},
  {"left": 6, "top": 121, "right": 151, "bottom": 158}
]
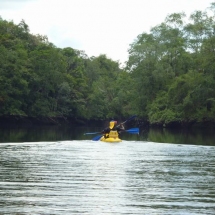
[{"left": 1, "top": 3, "right": 215, "bottom": 128}]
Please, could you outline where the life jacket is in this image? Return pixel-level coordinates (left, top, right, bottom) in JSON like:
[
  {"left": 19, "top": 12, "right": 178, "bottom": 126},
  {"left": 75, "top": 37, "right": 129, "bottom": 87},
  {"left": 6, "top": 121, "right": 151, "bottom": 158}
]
[
  {"left": 109, "top": 121, "right": 115, "bottom": 129},
  {"left": 108, "top": 130, "right": 118, "bottom": 139},
  {"left": 104, "top": 121, "right": 118, "bottom": 138}
]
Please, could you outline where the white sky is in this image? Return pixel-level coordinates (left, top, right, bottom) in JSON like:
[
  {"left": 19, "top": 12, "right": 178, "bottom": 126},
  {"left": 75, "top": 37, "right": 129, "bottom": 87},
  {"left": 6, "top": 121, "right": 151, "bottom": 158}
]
[{"left": 0, "top": 0, "right": 213, "bottom": 64}]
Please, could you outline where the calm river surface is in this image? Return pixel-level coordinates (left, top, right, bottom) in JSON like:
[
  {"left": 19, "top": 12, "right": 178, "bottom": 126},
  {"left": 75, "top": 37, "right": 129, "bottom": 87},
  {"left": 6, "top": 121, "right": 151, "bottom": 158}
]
[{"left": 0, "top": 126, "right": 215, "bottom": 214}]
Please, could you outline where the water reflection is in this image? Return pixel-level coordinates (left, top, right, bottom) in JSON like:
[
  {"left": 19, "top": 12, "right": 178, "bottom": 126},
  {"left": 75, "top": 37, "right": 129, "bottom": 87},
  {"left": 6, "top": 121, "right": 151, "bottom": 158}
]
[
  {"left": 147, "top": 128, "right": 215, "bottom": 145},
  {"left": 0, "top": 126, "right": 83, "bottom": 142},
  {"left": 0, "top": 126, "right": 215, "bottom": 145}
]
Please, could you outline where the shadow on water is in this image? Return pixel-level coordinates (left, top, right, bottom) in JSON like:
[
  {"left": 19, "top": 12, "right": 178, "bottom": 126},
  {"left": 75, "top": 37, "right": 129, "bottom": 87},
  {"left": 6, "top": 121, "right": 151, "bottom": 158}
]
[{"left": 0, "top": 125, "right": 215, "bottom": 146}]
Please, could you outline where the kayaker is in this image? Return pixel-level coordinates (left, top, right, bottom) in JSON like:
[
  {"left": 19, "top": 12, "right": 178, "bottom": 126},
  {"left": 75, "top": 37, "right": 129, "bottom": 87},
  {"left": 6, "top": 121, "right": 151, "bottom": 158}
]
[{"left": 102, "top": 120, "right": 125, "bottom": 139}]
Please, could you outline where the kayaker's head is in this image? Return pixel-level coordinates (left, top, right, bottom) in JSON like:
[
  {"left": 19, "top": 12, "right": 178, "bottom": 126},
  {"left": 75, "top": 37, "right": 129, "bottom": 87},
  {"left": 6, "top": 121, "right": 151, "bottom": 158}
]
[{"left": 109, "top": 120, "right": 117, "bottom": 129}]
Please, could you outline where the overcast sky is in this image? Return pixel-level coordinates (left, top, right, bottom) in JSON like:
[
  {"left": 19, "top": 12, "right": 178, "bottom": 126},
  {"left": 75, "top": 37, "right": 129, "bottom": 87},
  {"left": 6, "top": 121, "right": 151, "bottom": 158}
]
[{"left": 0, "top": 0, "right": 213, "bottom": 64}]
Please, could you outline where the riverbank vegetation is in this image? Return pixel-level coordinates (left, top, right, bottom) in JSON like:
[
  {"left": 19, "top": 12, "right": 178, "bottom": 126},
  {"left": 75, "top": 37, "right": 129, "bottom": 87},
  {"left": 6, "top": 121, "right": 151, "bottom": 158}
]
[{"left": 1, "top": 3, "right": 215, "bottom": 128}]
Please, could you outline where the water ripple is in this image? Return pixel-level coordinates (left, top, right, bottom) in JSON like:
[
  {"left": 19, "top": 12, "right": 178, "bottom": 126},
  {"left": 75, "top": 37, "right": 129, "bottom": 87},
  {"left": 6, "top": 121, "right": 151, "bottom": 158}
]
[{"left": 0, "top": 141, "right": 215, "bottom": 214}]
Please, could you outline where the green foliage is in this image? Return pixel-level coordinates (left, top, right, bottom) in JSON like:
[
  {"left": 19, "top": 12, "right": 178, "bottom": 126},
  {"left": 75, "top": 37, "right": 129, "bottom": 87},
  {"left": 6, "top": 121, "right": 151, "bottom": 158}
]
[
  {"left": 86, "top": 55, "right": 123, "bottom": 119},
  {"left": 126, "top": 3, "right": 215, "bottom": 125},
  {"left": 1, "top": 2, "right": 215, "bottom": 126}
]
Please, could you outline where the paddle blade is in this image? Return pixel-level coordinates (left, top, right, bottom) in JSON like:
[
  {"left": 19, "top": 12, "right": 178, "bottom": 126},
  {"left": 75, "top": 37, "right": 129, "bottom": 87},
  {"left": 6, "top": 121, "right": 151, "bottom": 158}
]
[
  {"left": 92, "top": 135, "right": 103, "bottom": 141},
  {"left": 126, "top": 128, "right": 139, "bottom": 134},
  {"left": 127, "top": 130, "right": 139, "bottom": 134},
  {"left": 84, "top": 132, "right": 100, "bottom": 135}
]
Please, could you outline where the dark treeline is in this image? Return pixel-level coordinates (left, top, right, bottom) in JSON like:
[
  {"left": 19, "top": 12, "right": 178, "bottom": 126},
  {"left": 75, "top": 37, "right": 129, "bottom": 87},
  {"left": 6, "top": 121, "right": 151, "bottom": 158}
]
[{"left": 1, "top": 2, "right": 215, "bottom": 128}]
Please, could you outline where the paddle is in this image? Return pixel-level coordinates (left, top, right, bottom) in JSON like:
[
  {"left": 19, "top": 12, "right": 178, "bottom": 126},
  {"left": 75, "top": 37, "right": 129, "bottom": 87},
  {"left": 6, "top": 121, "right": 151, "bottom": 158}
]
[
  {"left": 84, "top": 131, "right": 101, "bottom": 135},
  {"left": 92, "top": 115, "right": 137, "bottom": 141},
  {"left": 92, "top": 135, "right": 103, "bottom": 141},
  {"left": 120, "top": 115, "right": 136, "bottom": 126},
  {"left": 92, "top": 128, "right": 139, "bottom": 141},
  {"left": 86, "top": 115, "right": 137, "bottom": 136}
]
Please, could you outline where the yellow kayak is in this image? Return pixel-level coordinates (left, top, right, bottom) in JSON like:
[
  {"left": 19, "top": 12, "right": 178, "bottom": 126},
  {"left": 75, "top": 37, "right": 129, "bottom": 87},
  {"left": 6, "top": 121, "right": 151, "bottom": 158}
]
[
  {"left": 100, "top": 136, "right": 122, "bottom": 142},
  {"left": 100, "top": 130, "right": 122, "bottom": 142}
]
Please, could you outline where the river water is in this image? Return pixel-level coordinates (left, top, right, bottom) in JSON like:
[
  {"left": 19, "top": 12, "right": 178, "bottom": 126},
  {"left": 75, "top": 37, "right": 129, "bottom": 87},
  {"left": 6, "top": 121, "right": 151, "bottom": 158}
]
[{"left": 0, "top": 127, "right": 215, "bottom": 214}]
